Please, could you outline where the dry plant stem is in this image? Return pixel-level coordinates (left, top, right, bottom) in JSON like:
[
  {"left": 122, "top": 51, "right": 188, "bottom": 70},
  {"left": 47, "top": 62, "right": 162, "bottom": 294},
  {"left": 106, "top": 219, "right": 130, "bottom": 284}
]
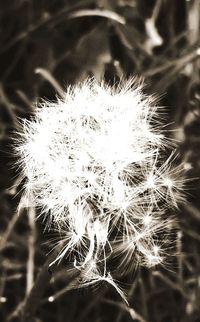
[
  {"left": 35, "top": 68, "right": 65, "bottom": 98},
  {"left": 184, "top": 204, "right": 200, "bottom": 221},
  {"left": 188, "top": 0, "right": 200, "bottom": 83},
  {"left": 139, "top": 277, "right": 149, "bottom": 321},
  {"left": 68, "top": 9, "right": 125, "bottom": 24},
  {"left": 151, "top": 0, "right": 162, "bottom": 20},
  {"left": 0, "top": 85, "right": 18, "bottom": 127},
  {"left": 16, "top": 89, "right": 34, "bottom": 111},
  {"left": 103, "top": 299, "right": 147, "bottom": 322},
  {"left": 177, "top": 231, "right": 183, "bottom": 283},
  {"left": 8, "top": 300, "right": 25, "bottom": 322},
  {"left": 153, "top": 271, "right": 189, "bottom": 299},
  {"left": 0, "top": 210, "right": 20, "bottom": 251},
  {"left": 76, "top": 289, "right": 107, "bottom": 322},
  {"left": 26, "top": 207, "right": 36, "bottom": 294},
  {"left": 145, "top": 47, "right": 200, "bottom": 78},
  {"left": 21, "top": 250, "right": 57, "bottom": 322},
  {"left": 0, "top": 1, "right": 122, "bottom": 55},
  {"left": 116, "top": 279, "right": 139, "bottom": 322},
  {"left": 41, "top": 269, "right": 81, "bottom": 304}
]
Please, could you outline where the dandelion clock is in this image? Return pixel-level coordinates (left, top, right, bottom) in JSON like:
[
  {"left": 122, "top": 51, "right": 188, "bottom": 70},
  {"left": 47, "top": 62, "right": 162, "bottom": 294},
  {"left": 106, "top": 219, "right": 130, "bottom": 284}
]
[{"left": 15, "top": 78, "right": 184, "bottom": 301}]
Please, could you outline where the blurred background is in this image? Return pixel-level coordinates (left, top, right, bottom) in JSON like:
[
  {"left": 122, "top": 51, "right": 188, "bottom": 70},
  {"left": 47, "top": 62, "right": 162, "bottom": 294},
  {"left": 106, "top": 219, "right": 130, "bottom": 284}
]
[{"left": 0, "top": 1, "right": 200, "bottom": 321}]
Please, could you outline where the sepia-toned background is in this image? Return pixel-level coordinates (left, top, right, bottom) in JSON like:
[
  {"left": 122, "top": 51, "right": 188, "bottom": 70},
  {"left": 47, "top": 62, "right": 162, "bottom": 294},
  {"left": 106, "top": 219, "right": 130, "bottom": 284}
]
[{"left": 0, "top": 1, "right": 200, "bottom": 321}]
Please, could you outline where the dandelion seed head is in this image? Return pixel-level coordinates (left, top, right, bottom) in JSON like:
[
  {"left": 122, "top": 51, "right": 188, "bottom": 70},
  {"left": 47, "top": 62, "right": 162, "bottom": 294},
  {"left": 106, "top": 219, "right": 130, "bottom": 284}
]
[{"left": 15, "top": 78, "right": 184, "bottom": 301}]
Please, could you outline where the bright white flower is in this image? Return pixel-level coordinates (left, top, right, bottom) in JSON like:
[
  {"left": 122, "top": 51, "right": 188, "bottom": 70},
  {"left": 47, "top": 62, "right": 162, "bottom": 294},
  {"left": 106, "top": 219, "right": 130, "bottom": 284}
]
[{"left": 15, "top": 78, "right": 184, "bottom": 300}]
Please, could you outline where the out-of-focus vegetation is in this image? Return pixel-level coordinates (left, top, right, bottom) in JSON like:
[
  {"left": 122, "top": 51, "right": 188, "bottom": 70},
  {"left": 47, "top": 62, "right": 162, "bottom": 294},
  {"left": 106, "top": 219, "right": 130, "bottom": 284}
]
[{"left": 0, "top": 1, "right": 200, "bottom": 322}]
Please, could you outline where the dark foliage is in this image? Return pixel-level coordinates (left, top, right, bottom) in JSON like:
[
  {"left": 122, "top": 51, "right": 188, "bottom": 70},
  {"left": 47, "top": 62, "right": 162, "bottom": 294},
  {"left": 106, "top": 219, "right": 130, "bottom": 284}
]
[{"left": 0, "top": 1, "right": 200, "bottom": 322}]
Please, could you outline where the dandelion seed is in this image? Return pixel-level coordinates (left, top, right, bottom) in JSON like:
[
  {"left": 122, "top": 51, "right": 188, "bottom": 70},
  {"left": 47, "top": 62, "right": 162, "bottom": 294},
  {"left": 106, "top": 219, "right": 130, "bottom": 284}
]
[{"left": 15, "top": 78, "right": 184, "bottom": 301}]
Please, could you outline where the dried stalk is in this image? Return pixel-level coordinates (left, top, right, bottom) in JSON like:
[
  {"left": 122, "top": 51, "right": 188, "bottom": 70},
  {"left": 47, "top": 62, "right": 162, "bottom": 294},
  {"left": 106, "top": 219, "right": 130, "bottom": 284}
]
[{"left": 21, "top": 251, "right": 57, "bottom": 322}]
